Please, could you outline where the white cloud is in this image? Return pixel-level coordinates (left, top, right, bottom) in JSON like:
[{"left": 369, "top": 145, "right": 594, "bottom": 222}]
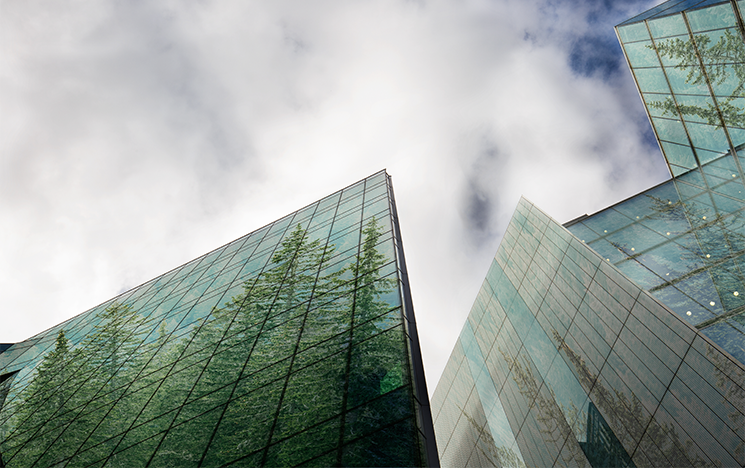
[{"left": 0, "top": 0, "right": 667, "bottom": 393}]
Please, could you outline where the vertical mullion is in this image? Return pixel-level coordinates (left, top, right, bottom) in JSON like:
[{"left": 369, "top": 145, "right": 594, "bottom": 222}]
[
  {"left": 335, "top": 180, "right": 368, "bottom": 467},
  {"left": 256, "top": 197, "right": 342, "bottom": 466}
]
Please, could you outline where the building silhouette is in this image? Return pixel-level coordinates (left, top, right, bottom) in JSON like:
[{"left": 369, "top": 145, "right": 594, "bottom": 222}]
[
  {"left": 432, "top": 0, "right": 745, "bottom": 466},
  {"left": 0, "top": 170, "right": 438, "bottom": 467}
]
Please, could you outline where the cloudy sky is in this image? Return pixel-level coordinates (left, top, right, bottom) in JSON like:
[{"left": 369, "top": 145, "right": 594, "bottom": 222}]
[{"left": 1, "top": 0, "right": 670, "bottom": 393}]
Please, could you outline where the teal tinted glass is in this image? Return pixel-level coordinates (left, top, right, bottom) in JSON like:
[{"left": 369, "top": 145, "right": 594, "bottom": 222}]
[
  {"left": 435, "top": 198, "right": 745, "bottom": 468},
  {"left": 687, "top": 121, "right": 730, "bottom": 151},
  {"left": 653, "top": 117, "right": 690, "bottom": 145},
  {"left": 677, "top": 94, "right": 718, "bottom": 124},
  {"left": 661, "top": 141, "right": 697, "bottom": 169},
  {"left": 618, "top": 22, "right": 651, "bottom": 43},
  {"left": 686, "top": 2, "right": 737, "bottom": 31},
  {"left": 569, "top": 172, "right": 745, "bottom": 367},
  {"left": 665, "top": 65, "right": 711, "bottom": 95},
  {"left": 624, "top": 40, "right": 661, "bottom": 67},
  {"left": 649, "top": 13, "right": 689, "bottom": 37},
  {"left": 634, "top": 67, "right": 672, "bottom": 93}
]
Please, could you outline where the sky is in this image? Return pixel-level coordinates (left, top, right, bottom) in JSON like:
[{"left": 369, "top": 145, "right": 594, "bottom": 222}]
[{"left": 0, "top": 0, "right": 670, "bottom": 394}]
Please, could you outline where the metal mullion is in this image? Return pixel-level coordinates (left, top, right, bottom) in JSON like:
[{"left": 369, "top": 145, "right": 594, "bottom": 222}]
[
  {"left": 646, "top": 19, "right": 708, "bottom": 176},
  {"left": 144, "top": 207, "right": 309, "bottom": 467},
  {"left": 387, "top": 172, "right": 436, "bottom": 467},
  {"left": 615, "top": 25, "right": 675, "bottom": 179},
  {"left": 682, "top": 9, "right": 745, "bottom": 182},
  {"left": 196, "top": 201, "right": 327, "bottom": 466},
  {"left": 62, "top": 228, "right": 254, "bottom": 465},
  {"left": 97, "top": 218, "right": 280, "bottom": 463},
  {"left": 255, "top": 195, "right": 342, "bottom": 466},
  {"left": 730, "top": 0, "right": 745, "bottom": 41},
  {"left": 331, "top": 178, "right": 371, "bottom": 467}
]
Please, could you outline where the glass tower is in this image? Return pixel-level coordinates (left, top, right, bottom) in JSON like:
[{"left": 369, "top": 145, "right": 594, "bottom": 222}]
[
  {"left": 0, "top": 170, "right": 438, "bottom": 467},
  {"left": 432, "top": 1, "right": 745, "bottom": 467}
]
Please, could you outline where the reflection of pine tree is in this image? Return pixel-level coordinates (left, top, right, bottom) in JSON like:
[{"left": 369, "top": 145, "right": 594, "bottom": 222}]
[
  {"left": 2, "top": 303, "right": 148, "bottom": 467},
  {"left": 552, "top": 329, "right": 712, "bottom": 467},
  {"left": 141, "top": 217, "right": 403, "bottom": 465},
  {"left": 498, "top": 347, "right": 590, "bottom": 467},
  {"left": 615, "top": 195, "right": 745, "bottom": 313},
  {"left": 707, "top": 344, "right": 745, "bottom": 463},
  {"left": 140, "top": 223, "right": 345, "bottom": 466},
  {"left": 346, "top": 216, "right": 402, "bottom": 404},
  {"left": 649, "top": 30, "right": 745, "bottom": 128},
  {"left": 2, "top": 215, "right": 409, "bottom": 466},
  {"left": 3, "top": 331, "right": 76, "bottom": 467},
  {"left": 61, "top": 303, "right": 147, "bottom": 465},
  {"left": 1, "top": 304, "right": 147, "bottom": 467}
]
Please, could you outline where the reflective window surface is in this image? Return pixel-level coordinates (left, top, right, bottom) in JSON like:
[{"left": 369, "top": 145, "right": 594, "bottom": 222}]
[
  {"left": 618, "top": 0, "right": 745, "bottom": 176},
  {"left": 432, "top": 199, "right": 744, "bottom": 468},
  {"left": 567, "top": 150, "right": 745, "bottom": 366},
  {"left": 0, "top": 170, "right": 436, "bottom": 467}
]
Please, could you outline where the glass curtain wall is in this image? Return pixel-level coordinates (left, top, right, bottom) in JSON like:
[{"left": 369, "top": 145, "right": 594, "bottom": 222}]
[
  {"left": 0, "top": 170, "right": 435, "bottom": 467},
  {"left": 618, "top": 0, "right": 745, "bottom": 177},
  {"left": 432, "top": 199, "right": 744, "bottom": 468}
]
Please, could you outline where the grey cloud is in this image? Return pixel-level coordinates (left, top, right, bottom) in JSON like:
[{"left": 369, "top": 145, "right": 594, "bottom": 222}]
[{"left": 1, "top": 0, "right": 672, "bottom": 392}]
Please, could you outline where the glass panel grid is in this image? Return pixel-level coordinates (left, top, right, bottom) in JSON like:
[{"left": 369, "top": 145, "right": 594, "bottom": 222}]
[
  {"left": 434, "top": 197, "right": 745, "bottom": 468},
  {"left": 0, "top": 170, "right": 433, "bottom": 467}
]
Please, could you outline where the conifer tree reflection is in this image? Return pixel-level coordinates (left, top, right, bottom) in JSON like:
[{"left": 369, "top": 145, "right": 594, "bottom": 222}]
[
  {"left": 460, "top": 407, "right": 526, "bottom": 468},
  {"left": 1, "top": 215, "right": 413, "bottom": 466},
  {"left": 551, "top": 330, "right": 711, "bottom": 467},
  {"left": 648, "top": 30, "right": 745, "bottom": 130},
  {"left": 2, "top": 303, "right": 147, "bottom": 467},
  {"left": 497, "top": 348, "right": 590, "bottom": 468}
]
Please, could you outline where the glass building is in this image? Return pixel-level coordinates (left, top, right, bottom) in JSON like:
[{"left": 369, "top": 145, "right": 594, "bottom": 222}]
[
  {"left": 0, "top": 170, "right": 438, "bottom": 467},
  {"left": 432, "top": 1, "right": 745, "bottom": 467}
]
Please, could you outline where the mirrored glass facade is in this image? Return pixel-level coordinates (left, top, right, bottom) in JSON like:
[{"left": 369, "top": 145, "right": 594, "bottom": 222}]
[
  {"left": 0, "top": 170, "right": 437, "bottom": 467},
  {"left": 567, "top": 163, "right": 745, "bottom": 366},
  {"left": 618, "top": 0, "right": 745, "bottom": 177},
  {"left": 432, "top": 199, "right": 744, "bottom": 468},
  {"left": 433, "top": 2, "right": 745, "bottom": 466}
]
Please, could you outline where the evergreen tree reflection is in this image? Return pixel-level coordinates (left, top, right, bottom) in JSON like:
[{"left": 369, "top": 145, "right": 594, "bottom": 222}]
[{"left": 0, "top": 216, "right": 415, "bottom": 467}]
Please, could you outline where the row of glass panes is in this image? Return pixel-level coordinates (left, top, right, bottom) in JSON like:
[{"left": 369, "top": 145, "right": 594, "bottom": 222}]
[
  {"left": 2, "top": 306, "right": 407, "bottom": 448},
  {"left": 0, "top": 180, "right": 392, "bottom": 376},
  {"left": 2, "top": 231, "right": 400, "bottom": 404},
  {"left": 617, "top": 2, "right": 745, "bottom": 174},
  {"left": 619, "top": 1, "right": 740, "bottom": 38},
  {"left": 1, "top": 280, "right": 412, "bottom": 462},
  {"left": 502, "top": 200, "right": 743, "bottom": 466}
]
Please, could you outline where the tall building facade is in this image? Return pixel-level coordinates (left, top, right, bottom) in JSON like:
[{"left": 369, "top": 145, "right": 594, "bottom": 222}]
[
  {"left": 432, "top": 0, "right": 745, "bottom": 467},
  {"left": 0, "top": 170, "right": 438, "bottom": 467}
]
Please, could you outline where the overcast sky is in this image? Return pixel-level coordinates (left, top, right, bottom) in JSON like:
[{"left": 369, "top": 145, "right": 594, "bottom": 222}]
[{"left": 1, "top": 0, "right": 669, "bottom": 394}]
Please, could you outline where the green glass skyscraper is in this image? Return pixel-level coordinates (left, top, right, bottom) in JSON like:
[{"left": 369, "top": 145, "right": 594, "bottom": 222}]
[{"left": 0, "top": 170, "right": 438, "bottom": 467}]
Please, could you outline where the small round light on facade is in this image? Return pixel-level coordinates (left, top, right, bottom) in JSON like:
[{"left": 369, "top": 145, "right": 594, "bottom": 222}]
[
  {"left": 733, "top": 174, "right": 737, "bottom": 178},
  {"left": 687, "top": 311, "right": 692, "bottom": 316},
  {"left": 666, "top": 232, "right": 670, "bottom": 236},
  {"left": 631, "top": 247, "right": 635, "bottom": 251},
  {"left": 735, "top": 291, "right": 739, "bottom": 296},
  {"left": 710, "top": 301, "right": 716, "bottom": 306},
  {"left": 703, "top": 216, "right": 707, "bottom": 220},
  {"left": 604, "top": 230, "right": 607, "bottom": 233},
  {"left": 706, "top": 254, "right": 711, "bottom": 258}
]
